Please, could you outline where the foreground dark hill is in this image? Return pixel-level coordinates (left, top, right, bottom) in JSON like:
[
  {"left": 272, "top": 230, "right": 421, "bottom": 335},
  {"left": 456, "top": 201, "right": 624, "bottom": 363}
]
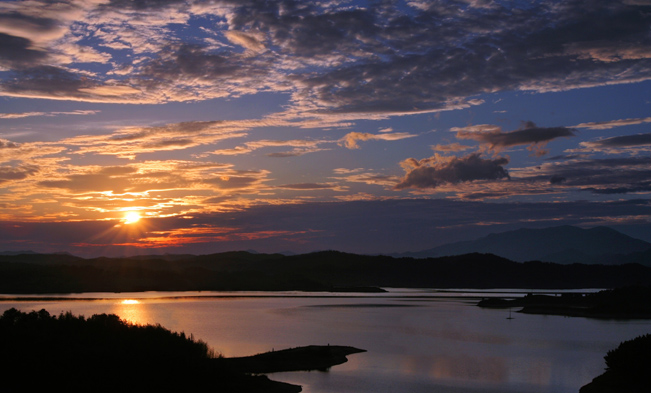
[
  {"left": 396, "top": 225, "right": 651, "bottom": 264},
  {"left": 581, "top": 333, "right": 651, "bottom": 393},
  {"left": 1, "top": 250, "right": 650, "bottom": 293}
]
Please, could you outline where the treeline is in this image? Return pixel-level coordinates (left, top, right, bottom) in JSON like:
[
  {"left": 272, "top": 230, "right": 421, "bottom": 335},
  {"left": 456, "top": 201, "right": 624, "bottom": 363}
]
[
  {"left": 1, "top": 250, "right": 650, "bottom": 293},
  {"left": 0, "top": 307, "right": 216, "bottom": 364},
  {"left": 605, "top": 334, "right": 651, "bottom": 377}
]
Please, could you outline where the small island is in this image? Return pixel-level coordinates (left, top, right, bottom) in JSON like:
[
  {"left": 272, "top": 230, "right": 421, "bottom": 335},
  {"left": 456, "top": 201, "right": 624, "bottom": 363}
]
[
  {"left": 477, "top": 286, "right": 651, "bottom": 319},
  {"left": 0, "top": 308, "right": 364, "bottom": 392}
]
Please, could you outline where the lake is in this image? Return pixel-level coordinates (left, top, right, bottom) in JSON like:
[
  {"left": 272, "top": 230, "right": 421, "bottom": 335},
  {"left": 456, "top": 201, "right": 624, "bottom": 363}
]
[{"left": 1, "top": 288, "right": 649, "bottom": 393}]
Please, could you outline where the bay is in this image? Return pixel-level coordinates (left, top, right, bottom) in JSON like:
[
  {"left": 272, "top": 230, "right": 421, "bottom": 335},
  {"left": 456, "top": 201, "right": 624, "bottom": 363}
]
[{"left": 1, "top": 288, "right": 649, "bottom": 393}]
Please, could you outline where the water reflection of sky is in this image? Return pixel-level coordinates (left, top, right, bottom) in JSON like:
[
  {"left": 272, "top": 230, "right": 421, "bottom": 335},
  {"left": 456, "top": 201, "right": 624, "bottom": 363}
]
[{"left": 1, "top": 290, "right": 649, "bottom": 393}]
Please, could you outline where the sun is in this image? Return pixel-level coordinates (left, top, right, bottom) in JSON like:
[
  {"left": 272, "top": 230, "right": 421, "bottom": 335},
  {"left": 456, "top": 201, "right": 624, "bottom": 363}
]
[{"left": 124, "top": 211, "right": 141, "bottom": 224}]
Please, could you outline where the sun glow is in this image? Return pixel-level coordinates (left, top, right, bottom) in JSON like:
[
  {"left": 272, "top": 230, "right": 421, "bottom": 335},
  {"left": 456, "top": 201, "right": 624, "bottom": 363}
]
[{"left": 124, "top": 211, "right": 141, "bottom": 224}]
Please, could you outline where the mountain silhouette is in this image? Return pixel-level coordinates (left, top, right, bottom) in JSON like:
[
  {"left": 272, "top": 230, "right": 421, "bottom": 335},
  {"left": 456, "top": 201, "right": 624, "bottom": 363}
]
[{"left": 396, "top": 225, "right": 651, "bottom": 264}]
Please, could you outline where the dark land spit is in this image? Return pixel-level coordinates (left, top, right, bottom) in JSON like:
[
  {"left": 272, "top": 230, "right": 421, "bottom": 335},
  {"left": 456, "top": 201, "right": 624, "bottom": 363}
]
[{"left": 217, "top": 345, "right": 366, "bottom": 373}]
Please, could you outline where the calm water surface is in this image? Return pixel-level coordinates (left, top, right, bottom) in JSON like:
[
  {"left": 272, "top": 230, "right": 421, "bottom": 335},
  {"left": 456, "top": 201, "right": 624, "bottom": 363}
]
[{"left": 1, "top": 288, "right": 649, "bottom": 393}]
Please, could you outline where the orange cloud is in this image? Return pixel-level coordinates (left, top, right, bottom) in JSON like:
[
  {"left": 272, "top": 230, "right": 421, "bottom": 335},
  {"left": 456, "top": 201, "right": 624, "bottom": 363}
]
[{"left": 112, "top": 226, "right": 309, "bottom": 249}]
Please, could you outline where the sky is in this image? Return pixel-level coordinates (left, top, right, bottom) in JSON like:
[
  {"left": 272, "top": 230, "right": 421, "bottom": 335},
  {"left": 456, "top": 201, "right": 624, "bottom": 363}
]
[{"left": 0, "top": 0, "right": 650, "bottom": 257}]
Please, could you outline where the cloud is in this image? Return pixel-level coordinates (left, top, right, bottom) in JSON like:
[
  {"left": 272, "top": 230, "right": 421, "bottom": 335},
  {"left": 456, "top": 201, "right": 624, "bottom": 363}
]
[
  {"left": 336, "top": 172, "right": 401, "bottom": 187},
  {"left": 563, "top": 40, "right": 651, "bottom": 63},
  {"left": 249, "top": 139, "right": 327, "bottom": 157},
  {"left": 203, "top": 171, "right": 268, "bottom": 191},
  {"left": 276, "top": 183, "right": 340, "bottom": 190},
  {"left": 111, "top": 226, "right": 309, "bottom": 250},
  {"left": 101, "top": 0, "right": 187, "bottom": 11},
  {"left": 395, "top": 153, "right": 510, "bottom": 190},
  {"left": 0, "top": 139, "right": 20, "bottom": 149},
  {"left": 64, "top": 120, "right": 254, "bottom": 159},
  {"left": 0, "top": 0, "right": 112, "bottom": 70},
  {"left": 52, "top": 40, "right": 112, "bottom": 65},
  {"left": 456, "top": 121, "right": 575, "bottom": 156},
  {"left": 133, "top": 42, "right": 277, "bottom": 101},
  {"left": 515, "top": 156, "right": 651, "bottom": 195},
  {"left": 339, "top": 131, "right": 417, "bottom": 149},
  {"left": 0, "top": 110, "right": 100, "bottom": 119},
  {"left": 573, "top": 117, "right": 651, "bottom": 130},
  {"left": 569, "top": 132, "right": 651, "bottom": 155},
  {"left": 78, "top": 85, "right": 141, "bottom": 97},
  {"left": 583, "top": 183, "right": 651, "bottom": 195},
  {"left": 266, "top": 151, "right": 308, "bottom": 158},
  {"left": 0, "top": 0, "right": 647, "bottom": 115},
  {"left": 208, "top": 138, "right": 328, "bottom": 158},
  {"left": 331, "top": 167, "right": 401, "bottom": 188},
  {"left": 224, "top": 30, "right": 266, "bottom": 52},
  {"left": 0, "top": 32, "right": 48, "bottom": 68},
  {"left": 284, "top": 1, "right": 651, "bottom": 115},
  {"left": 592, "top": 134, "right": 651, "bottom": 148},
  {"left": 8, "top": 159, "right": 275, "bottom": 223},
  {"left": 432, "top": 143, "right": 474, "bottom": 152},
  {"left": 0, "top": 139, "right": 65, "bottom": 164},
  {"left": 0, "top": 66, "right": 143, "bottom": 103},
  {"left": 0, "top": 165, "right": 38, "bottom": 184},
  {"left": 35, "top": 161, "right": 246, "bottom": 197},
  {"left": 209, "top": 146, "right": 253, "bottom": 156},
  {"left": 38, "top": 166, "right": 138, "bottom": 194},
  {"left": 450, "top": 125, "right": 502, "bottom": 133}
]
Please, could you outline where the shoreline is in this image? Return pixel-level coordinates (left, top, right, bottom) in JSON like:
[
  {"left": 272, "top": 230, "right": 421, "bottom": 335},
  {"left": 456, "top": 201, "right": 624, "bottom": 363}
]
[{"left": 0, "top": 307, "right": 364, "bottom": 393}]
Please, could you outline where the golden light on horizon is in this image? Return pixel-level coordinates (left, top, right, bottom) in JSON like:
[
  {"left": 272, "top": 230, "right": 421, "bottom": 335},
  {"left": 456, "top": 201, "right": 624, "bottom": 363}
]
[
  {"left": 121, "top": 299, "right": 140, "bottom": 305},
  {"left": 124, "top": 211, "right": 141, "bottom": 224}
]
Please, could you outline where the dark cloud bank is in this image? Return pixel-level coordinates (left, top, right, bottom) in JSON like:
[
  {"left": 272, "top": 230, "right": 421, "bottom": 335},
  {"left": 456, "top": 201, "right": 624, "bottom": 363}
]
[{"left": 1, "top": 0, "right": 651, "bottom": 109}]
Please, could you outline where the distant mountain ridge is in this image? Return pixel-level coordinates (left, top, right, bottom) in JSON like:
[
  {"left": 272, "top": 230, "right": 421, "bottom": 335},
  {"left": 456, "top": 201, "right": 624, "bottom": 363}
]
[{"left": 394, "top": 225, "right": 651, "bottom": 264}]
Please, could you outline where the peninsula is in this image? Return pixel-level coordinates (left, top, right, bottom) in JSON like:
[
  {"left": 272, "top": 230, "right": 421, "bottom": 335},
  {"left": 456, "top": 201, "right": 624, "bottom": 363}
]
[{"left": 0, "top": 308, "right": 363, "bottom": 392}]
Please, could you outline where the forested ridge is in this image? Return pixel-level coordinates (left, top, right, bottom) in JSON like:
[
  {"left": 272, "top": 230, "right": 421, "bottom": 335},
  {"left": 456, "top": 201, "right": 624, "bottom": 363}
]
[{"left": 0, "top": 250, "right": 650, "bottom": 293}]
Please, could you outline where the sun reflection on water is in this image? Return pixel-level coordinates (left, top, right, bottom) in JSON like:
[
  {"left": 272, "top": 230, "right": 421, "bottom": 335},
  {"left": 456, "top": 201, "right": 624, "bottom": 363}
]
[{"left": 114, "top": 299, "right": 148, "bottom": 325}]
